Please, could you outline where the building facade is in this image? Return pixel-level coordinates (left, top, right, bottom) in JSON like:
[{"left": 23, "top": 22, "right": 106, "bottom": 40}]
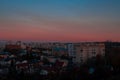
[{"left": 74, "top": 42, "right": 105, "bottom": 63}]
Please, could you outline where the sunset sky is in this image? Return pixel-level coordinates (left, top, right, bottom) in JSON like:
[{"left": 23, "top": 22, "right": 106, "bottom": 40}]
[{"left": 0, "top": 0, "right": 120, "bottom": 42}]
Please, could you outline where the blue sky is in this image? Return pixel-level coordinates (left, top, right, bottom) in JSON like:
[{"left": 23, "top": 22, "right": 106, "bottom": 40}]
[
  {"left": 0, "top": 0, "right": 120, "bottom": 41},
  {"left": 1, "top": 0, "right": 120, "bottom": 19}
]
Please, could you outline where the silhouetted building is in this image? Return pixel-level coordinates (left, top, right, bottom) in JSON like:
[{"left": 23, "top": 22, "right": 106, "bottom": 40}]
[
  {"left": 105, "top": 42, "right": 120, "bottom": 67},
  {"left": 5, "top": 44, "right": 21, "bottom": 54}
]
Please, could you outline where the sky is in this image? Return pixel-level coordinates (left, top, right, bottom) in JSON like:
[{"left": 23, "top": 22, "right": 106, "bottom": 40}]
[{"left": 0, "top": 0, "right": 120, "bottom": 42}]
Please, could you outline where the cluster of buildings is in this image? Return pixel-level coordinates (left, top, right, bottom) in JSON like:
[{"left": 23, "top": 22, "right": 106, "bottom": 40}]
[
  {"left": 0, "top": 41, "right": 119, "bottom": 64},
  {"left": 0, "top": 40, "right": 119, "bottom": 79}
]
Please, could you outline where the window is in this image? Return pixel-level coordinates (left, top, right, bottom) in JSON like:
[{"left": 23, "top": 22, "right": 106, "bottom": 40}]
[
  {"left": 92, "top": 52, "right": 96, "bottom": 54},
  {"left": 92, "top": 51, "right": 96, "bottom": 56},
  {"left": 80, "top": 49, "right": 83, "bottom": 52}
]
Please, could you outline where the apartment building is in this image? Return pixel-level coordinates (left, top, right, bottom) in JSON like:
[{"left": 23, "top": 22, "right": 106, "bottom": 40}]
[{"left": 74, "top": 42, "right": 105, "bottom": 63}]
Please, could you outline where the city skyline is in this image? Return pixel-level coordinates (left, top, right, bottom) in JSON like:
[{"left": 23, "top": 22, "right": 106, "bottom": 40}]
[{"left": 0, "top": 0, "right": 120, "bottom": 42}]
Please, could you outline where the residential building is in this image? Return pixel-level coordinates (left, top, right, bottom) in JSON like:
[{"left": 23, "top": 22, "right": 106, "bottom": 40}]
[{"left": 74, "top": 42, "right": 105, "bottom": 63}]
